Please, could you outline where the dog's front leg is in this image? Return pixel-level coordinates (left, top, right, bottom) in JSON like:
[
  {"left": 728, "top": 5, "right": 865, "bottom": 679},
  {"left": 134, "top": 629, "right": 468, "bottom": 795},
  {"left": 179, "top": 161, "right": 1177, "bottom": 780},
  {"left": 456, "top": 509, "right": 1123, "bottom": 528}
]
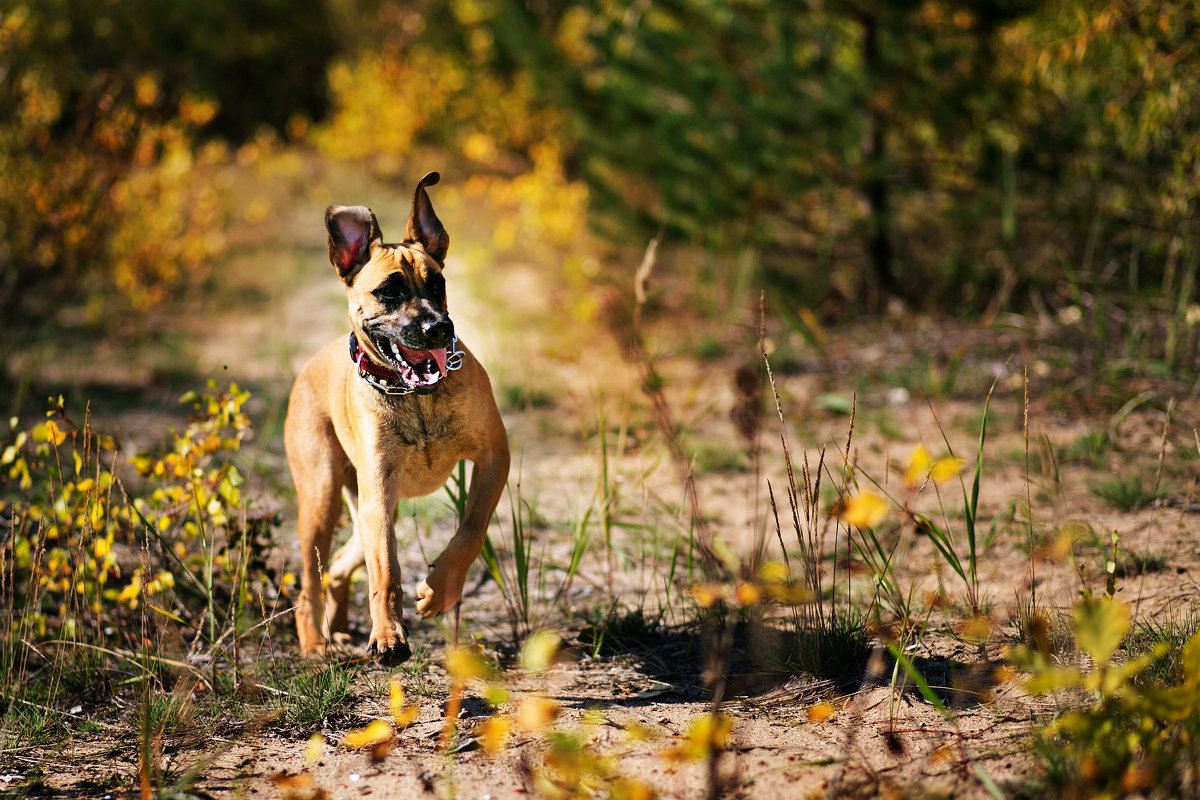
[
  {"left": 415, "top": 446, "right": 510, "bottom": 617},
  {"left": 356, "top": 472, "right": 411, "bottom": 665}
]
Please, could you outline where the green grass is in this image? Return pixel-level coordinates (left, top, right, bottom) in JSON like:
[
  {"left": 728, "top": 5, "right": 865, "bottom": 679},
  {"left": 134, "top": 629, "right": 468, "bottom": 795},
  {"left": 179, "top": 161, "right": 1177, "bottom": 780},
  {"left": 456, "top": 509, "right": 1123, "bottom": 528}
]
[
  {"left": 689, "top": 440, "right": 749, "bottom": 473},
  {"left": 1123, "top": 612, "right": 1200, "bottom": 686},
  {"left": 1089, "top": 474, "right": 1166, "bottom": 511},
  {"left": 273, "top": 660, "right": 361, "bottom": 728},
  {"left": 366, "top": 644, "right": 438, "bottom": 697},
  {"left": 501, "top": 382, "right": 556, "bottom": 411},
  {"left": 577, "top": 606, "right": 665, "bottom": 657},
  {"left": 1061, "top": 428, "right": 1110, "bottom": 465},
  {"left": 782, "top": 607, "right": 873, "bottom": 684},
  {"left": 689, "top": 333, "right": 727, "bottom": 361},
  {"left": 1114, "top": 550, "right": 1169, "bottom": 578}
]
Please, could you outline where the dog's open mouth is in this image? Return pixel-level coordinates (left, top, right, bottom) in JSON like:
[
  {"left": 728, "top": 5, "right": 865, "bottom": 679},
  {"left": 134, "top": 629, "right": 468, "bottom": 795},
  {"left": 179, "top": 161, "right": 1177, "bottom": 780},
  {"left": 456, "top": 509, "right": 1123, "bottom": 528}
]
[{"left": 375, "top": 336, "right": 449, "bottom": 389}]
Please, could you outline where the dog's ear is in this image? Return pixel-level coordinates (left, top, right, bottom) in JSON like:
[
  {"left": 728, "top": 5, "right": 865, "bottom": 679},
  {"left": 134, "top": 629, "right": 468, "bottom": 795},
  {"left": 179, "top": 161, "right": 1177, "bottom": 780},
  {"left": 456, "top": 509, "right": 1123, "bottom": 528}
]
[
  {"left": 326, "top": 205, "right": 382, "bottom": 284},
  {"left": 404, "top": 171, "right": 449, "bottom": 264}
]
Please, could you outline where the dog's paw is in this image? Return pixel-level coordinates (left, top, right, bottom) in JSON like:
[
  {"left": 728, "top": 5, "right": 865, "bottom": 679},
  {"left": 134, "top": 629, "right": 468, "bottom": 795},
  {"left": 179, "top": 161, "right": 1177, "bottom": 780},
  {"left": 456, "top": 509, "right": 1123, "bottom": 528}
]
[
  {"left": 298, "top": 632, "right": 327, "bottom": 657},
  {"left": 414, "top": 562, "right": 468, "bottom": 618},
  {"left": 366, "top": 624, "right": 411, "bottom": 666}
]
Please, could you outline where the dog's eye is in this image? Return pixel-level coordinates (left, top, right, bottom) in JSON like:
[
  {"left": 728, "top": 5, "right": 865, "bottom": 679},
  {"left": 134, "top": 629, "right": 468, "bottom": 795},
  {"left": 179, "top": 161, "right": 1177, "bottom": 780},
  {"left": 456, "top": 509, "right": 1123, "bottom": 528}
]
[
  {"left": 372, "top": 275, "right": 408, "bottom": 302},
  {"left": 425, "top": 271, "right": 445, "bottom": 301}
]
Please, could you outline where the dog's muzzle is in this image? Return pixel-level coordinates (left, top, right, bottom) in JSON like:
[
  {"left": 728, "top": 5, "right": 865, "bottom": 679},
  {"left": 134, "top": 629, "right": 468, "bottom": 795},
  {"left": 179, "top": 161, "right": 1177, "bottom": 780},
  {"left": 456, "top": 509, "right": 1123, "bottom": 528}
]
[{"left": 350, "top": 332, "right": 463, "bottom": 395}]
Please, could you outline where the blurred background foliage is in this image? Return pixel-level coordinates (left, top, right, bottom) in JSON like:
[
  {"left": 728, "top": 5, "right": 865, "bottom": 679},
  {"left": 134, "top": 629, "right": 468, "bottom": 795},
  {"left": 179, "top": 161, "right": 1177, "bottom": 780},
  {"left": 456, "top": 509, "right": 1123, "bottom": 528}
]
[{"left": 1, "top": 0, "right": 1197, "bottom": 362}]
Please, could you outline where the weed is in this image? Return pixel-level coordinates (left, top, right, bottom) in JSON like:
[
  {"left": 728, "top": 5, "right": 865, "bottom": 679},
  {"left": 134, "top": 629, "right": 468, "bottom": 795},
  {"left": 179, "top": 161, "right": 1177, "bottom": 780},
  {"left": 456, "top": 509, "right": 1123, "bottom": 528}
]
[
  {"left": 1089, "top": 474, "right": 1166, "bottom": 511},
  {"left": 275, "top": 660, "right": 360, "bottom": 728},
  {"left": 1061, "top": 428, "right": 1110, "bottom": 465},
  {"left": 1009, "top": 596, "right": 1200, "bottom": 799},
  {"left": 1123, "top": 611, "right": 1200, "bottom": 687},
  {"left": 782, "top": 606, "right": 873, "bottom": 685},
  {"left": 576, "top": 605, "right": 664, "bottom": 657},
  {"left": 501, "top": 383, "right": 555, "bottom": 411},
  {"left": 1114, "top": 549, "right": 1169, "bottom": 578},
  {"left": 1011, "top": 601, "right": 1073, "bottom": 658},
  {"left": 0, "top": 383, "right": 285, "bottom": 795},
  {"left": 479, "top": 469, "right": 589, "bottom": 644},
  {"left": 689, "top": 439, "right": 750, "bottom": 473},
  {"left": 690, "top": 333, "right": 728, "bottom": 361}
]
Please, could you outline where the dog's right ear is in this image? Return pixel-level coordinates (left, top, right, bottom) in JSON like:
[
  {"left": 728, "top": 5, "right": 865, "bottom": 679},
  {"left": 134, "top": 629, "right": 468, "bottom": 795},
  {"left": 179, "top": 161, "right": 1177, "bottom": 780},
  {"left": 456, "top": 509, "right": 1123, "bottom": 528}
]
[{"left": 325, "top": 205, "right": 382, "bottom": 284}]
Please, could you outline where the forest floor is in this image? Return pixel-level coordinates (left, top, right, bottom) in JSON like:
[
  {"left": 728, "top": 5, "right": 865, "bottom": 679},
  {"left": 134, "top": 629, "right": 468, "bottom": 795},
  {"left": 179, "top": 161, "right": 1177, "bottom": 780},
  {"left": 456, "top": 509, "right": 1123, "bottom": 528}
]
[{"left": 7, "top": 160, "right": 1200, "bottom": 800}]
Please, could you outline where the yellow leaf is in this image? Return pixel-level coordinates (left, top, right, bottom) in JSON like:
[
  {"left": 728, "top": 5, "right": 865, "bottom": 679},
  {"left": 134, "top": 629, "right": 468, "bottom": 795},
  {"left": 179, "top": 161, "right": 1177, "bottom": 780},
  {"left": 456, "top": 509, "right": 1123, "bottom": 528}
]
[
  {"left": 806, "top": 701, "right": 836, "bottom": 723},
  {"left": 690, "top": 583, "right": 724, "bottom": 608},
  {"left": 838, "top": 491, "right": 889, "bottom": 529},
  {"left": 305, "top": 733, "right": 324, "bottom": 765},
  {"left": 46, "top": 420, "right": 67, "bottom": 446},
  {"left": 482, "top": 714, "right": 512, "bottom": 755},
  {"left": 1073, "top": 596, "right": 1130, "bottom": 664},
  {"left": 756, "top": 561, "right": 789, "bottom": 583},
  {"left": 271, "top": 772, "right": 314, "bottom": 790},
  {"left": 798, "top": 307, "right": 826, "bottom": 345},
  {"left": 521, "top": 629, "right": 561, "bottom": 673},
  {"left": 516, "top": 696, "right": 560, "bottom": 732},
  {"left": 765, "top": 582, "right": 814, "bottom": 605},
  {"left": 446, "top": 646, "right": 490, "bottom": 683},
  {"left": 118, "top": 574, "right": 141, "bottom": 605},
  {"left": 904, "top": 445, "right": 932, "bottom": 488},
  {"left": 685, "top": 713, "right": 732, "bottom": 757},
  {"left": 930, "top": 456, "right": 963, "bottom": 484},
  {"left": 954, "top": 614, "right": 994, "bottom": 641},
  {"left": 33, "top": 421, "right": 67, "bottom": 446},
  {"left": 147, "top": 603, "right": 185, "bottom": 624},
  {"left": 734, "top": 582, "right": 762, "bottom": 608},
  {"left": 341, "top": 719, "right": 393, "bottom": 749},
  {"left": 482, "top": 685, "right": 510, "bottom": 707},
  {"left": 389, "top": 679, "right": 406, "bottom": 720}
]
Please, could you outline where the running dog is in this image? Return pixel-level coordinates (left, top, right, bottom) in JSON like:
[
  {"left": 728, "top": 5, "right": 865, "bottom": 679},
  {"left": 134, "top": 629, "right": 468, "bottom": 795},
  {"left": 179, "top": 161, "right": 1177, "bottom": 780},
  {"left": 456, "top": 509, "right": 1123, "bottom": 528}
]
[{"left": 284, "top": 172, "right": 509, "bottom": 665}]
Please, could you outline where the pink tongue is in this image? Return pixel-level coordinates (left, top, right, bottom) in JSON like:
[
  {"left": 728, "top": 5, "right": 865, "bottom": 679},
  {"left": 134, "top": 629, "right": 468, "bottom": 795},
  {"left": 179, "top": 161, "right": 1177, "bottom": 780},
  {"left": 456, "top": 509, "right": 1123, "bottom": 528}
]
[{"left": 399, "top": 345, "right": 448, "bottom": 376}]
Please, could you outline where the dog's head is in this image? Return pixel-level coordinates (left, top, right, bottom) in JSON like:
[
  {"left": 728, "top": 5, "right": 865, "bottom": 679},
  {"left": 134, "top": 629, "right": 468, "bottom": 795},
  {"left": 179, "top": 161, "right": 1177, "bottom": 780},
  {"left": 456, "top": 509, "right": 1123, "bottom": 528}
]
[{"left": 326, "top": 172, "right": 454, "bottom": 393}]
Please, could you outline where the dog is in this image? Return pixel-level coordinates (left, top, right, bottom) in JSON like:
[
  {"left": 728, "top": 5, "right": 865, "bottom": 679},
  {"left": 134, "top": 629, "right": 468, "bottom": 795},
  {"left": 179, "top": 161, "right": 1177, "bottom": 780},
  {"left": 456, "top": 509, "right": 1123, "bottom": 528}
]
[{"left": 284, "top": 172, "right": 510, "bottom": 665}]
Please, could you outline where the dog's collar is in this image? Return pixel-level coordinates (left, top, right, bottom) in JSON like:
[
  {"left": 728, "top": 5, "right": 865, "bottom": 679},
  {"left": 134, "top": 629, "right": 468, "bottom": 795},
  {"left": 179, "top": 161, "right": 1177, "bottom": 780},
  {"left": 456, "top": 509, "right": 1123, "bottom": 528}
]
[{"left": 349, "top": 332, "right": 463, "bottom": 396}]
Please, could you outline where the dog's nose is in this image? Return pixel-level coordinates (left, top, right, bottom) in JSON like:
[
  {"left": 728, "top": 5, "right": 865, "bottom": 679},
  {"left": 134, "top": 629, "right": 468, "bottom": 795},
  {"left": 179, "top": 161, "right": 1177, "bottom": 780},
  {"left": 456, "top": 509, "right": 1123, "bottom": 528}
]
[{"left": 422, "top": 317, "right": 454, "bottom": 346}]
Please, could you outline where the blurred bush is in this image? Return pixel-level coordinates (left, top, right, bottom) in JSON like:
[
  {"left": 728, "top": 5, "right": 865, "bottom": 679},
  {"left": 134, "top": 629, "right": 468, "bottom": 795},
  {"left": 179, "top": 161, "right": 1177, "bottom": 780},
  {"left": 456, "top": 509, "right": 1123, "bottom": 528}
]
[
  {"left": 376, "top": 0, "right": 1199, "bottom": 314},
  {"left": 312, "top": 9, "right": 593, "bottom": 290},
  {"left": 5, "top": 0, "right": 1196, "bottom": 352},
  {"left": 0, "top": 0, "right": 337, "bottom": 353}
]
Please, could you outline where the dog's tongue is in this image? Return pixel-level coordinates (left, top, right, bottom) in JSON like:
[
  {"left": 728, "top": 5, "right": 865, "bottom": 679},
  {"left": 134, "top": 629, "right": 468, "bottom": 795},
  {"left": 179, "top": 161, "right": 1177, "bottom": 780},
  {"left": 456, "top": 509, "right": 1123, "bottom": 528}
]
[{"left": 398, "top": 344, "right": 448, "bottom": 376}]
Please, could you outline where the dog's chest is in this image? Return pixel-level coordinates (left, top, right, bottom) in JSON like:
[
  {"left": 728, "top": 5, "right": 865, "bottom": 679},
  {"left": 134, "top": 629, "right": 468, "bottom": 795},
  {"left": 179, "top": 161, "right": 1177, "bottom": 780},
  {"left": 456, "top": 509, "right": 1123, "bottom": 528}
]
[{"left": 384, "top": 404, "right": 457, "bottom": 451}]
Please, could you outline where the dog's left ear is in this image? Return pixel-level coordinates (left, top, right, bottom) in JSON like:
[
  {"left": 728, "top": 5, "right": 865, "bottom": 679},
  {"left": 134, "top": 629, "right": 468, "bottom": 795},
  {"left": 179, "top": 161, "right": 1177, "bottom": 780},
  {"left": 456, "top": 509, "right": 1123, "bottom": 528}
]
[
  {"left": 404, "top": 171, "right": 449, "bottom": 264},
  {"left": 326, "top": 205, "right": 382, "bottom": 284}
]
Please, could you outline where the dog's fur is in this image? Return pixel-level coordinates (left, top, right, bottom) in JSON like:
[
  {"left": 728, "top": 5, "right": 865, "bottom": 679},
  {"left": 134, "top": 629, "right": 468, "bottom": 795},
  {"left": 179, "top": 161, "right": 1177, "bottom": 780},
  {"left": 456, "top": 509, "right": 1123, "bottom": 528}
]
[{"left": 284, "top": 172, "right": 509, "bottom": 665}]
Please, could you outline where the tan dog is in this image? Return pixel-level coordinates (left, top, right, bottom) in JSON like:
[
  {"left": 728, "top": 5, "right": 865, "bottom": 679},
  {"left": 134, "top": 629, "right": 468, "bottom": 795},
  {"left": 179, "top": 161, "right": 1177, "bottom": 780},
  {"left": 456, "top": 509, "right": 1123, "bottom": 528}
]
[{"left": 284, "top": 172, "right": 509, "bottom": 665}]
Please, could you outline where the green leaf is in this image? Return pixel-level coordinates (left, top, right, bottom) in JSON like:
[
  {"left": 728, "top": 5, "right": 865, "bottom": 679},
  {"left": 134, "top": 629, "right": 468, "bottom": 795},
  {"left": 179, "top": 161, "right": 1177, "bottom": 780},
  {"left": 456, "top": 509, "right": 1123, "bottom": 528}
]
[{"left": 814, "top": 393, "right": 854, "bottom": 415}]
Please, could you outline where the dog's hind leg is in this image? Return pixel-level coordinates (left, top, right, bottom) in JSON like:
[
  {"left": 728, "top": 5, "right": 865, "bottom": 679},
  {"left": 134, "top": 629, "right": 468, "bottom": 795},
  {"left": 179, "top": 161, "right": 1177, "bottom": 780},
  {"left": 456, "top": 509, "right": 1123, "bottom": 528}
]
[
  {"left": 324, "top": 480, "right": 366, "bottom": 642},
  {"left": 285, "top": 389, "right": 346, "bottom": 655}
]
